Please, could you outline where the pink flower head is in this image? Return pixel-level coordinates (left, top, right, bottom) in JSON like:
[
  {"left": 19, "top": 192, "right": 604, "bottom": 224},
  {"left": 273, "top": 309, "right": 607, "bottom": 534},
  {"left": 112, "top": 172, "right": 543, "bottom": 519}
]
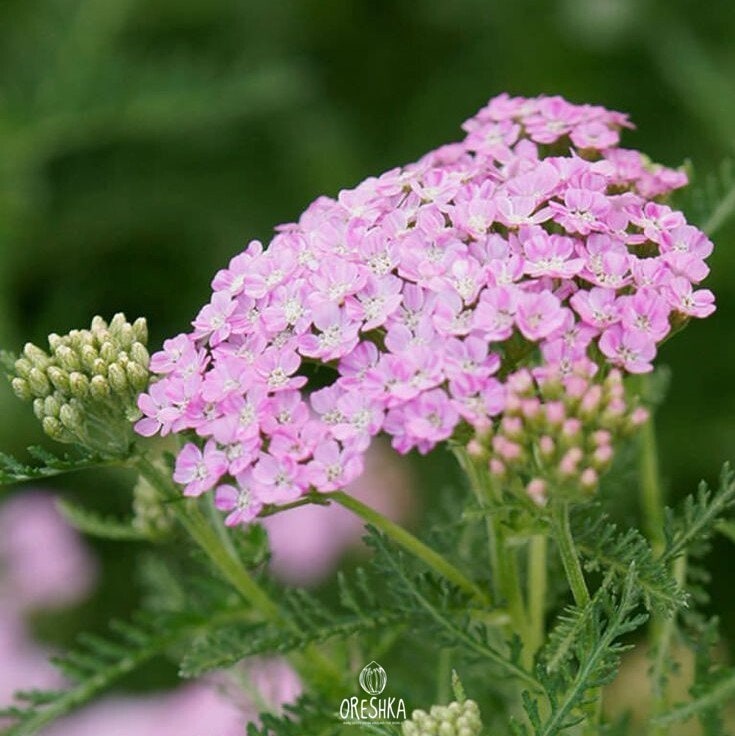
[{"left": 137, "top": 92, "right": 715, "bottom": 520}]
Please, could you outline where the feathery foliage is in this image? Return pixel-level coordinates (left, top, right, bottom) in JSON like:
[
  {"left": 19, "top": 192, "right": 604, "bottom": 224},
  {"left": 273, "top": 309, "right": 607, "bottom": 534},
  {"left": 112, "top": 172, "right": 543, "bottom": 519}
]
[{"left": 0, "top": 446, "right": 108, "bottom": 486}]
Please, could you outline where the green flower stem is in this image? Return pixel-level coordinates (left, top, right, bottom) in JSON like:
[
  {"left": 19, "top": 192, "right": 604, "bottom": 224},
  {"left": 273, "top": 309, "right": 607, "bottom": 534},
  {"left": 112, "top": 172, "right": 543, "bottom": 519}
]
[
  {"left": 552, "top": 501, "right": 590, "bottom": 608},
  {"left": 452, "top": 447, "right": 529, "bottom": 654},
  {"left": 134, "top": 455, "right": 281, "bottom": 621},
  {"left": 637, "top": 373, "right": 687, "bottom": 734},
  {"left": 133, "top": 454, "right": 343, "bottom": 687},
  {"left": 326, "top": 490, "right": 491, "bottom": 606},
  {"left": 639, "top": 387, "right": 666, "bottom": 556},
  {"left": 649, "top": 554, "right": 688, "bottom": 736},
  {"left": 453, "top": 447, "right": 501, "bottom": 601},
  {"left": 527, "top": 533, "right": 548, "bottom": 662}
]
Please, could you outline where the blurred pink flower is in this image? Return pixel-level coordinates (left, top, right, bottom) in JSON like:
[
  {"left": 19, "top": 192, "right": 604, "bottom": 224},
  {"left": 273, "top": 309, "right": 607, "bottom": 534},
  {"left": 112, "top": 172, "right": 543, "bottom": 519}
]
[
  {"left": 0, "top": 493, "right": 301, "bottom": 735},
  {"left": 40, "top": 657, "right": 301, "bottom": 736},
  {"left": 0, "top": 492, "right": 97, "bottom": 612}
]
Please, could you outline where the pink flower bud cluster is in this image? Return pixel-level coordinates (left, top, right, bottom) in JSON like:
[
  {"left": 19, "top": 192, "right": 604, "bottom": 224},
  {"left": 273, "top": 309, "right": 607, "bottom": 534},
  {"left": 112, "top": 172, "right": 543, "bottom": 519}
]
[
  {"left": 136, "top": 93, "right": 715, "bottom": 520},
  {"left": 468, "top": 362, "right": 648, "bottom": 504}
]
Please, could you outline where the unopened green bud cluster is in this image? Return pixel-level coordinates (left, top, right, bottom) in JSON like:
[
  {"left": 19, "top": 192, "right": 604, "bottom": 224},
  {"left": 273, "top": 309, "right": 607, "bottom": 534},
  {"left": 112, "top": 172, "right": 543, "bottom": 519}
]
[
  {"left": 9, "top": 314, "right": 149, "bottom": 456},
  {"left": 402, "top": 699, "right": 482, "bottom": 736},
  {"left": 468, "top": 366, "right": 649, "bottom": 505}
]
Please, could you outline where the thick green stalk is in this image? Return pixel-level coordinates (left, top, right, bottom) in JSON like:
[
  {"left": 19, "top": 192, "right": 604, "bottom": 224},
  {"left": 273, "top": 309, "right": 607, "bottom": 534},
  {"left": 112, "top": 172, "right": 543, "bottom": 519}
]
[
  {"left": 327, "top": 490, "right": 491, "bottom": 606},
  {"left": 453, "top": 447, "right": 501, "bottom": 601},
  {"left": 639, "top": 400, "right": 666, "bottom": 556},
  {"left": 552, "top": 501, "right": 590, "bottom": 607},
  {"left": 649, "top": 555, "right": 688, "bottom": 735},
  {"left": 527, "top": 533, "right": 548, "bottom": 662},
  {"left": 451, "top": 448, "right": 531, "bottom": 660}
]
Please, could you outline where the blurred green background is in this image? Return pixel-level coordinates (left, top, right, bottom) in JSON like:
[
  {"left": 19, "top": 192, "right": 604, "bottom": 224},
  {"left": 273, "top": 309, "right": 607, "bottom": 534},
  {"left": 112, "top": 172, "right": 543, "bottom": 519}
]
[{"left": 0, "top": 0, "right": 734, "bottom": 697}]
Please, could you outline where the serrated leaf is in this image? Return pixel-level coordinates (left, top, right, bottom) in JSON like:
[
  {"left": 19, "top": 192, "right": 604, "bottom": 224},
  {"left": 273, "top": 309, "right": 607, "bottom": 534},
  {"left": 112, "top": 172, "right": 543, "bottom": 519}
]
[
  {"left": 57, "top": 499, "right": 149, "bottom": 541},
  {"left": 0, "top": 447, "right": 110, "bottom": 486}
]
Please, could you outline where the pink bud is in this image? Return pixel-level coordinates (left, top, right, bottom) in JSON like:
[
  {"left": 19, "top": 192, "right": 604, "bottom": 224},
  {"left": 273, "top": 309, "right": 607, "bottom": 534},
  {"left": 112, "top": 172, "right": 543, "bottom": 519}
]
[
  {"left": 527, "top": 478, "right": 547, "bottom": 506},
  {"left": 559, "top": 447, "right": 583, "bottom": 476},
  {"left": 501, "top": 416, "right": 523, "bottom": 437},
  {"left": 593, "top": 445, "right": 613, "bottom": 465},
  {"left": 521, "top": 397, "right": 541, "bottom": 418},
  {"left": 539, "top": 435, "right": 555, "bottom": 456},
  {"left": 630, "top": 407, "right": 649, "bottom": 426},
  {"left": 606, "top": 398, "right": 626, "bottom": 417},
  {"left": 580, "top": 467, "right": 598, "bottom": 490},
  {"left": 498, "top": 438, "right": 522, "bottom": 461},
  {"left": 467, "top": 438, "right": 485, "bottom": 458},
  {"left": 545, "top": 401, "right": 565, "bottom": 425},
  {"left": 562, "top": 418, "right": 582, "bottom": 438},
  {"left": 489, "top": 458, "right": 506, "bottom": 477},
  {"left": 580, "top": 385, "right": 603, "bottom": 414},
  {"left": 508, "top": 369, "right": 533, "bottom": 395},
  {"left": 505, "top": 393, "right": 522, "bottom": 414},
  {"left": 564, "top": 375, "right": 589, "bottom": 398},
  {"left": 592, "top": 430, "right": 612, "bottom": 446}
]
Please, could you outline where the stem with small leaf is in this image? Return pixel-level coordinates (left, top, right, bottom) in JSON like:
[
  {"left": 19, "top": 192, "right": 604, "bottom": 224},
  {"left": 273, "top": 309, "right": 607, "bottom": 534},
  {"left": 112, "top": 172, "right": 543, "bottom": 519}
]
[{"left": 326, "top": 489, "right": 492, "bottom": 606}]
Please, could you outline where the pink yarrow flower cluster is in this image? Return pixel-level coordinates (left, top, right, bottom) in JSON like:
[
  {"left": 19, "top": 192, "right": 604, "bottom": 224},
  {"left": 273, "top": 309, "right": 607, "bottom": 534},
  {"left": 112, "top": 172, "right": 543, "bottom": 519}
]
[{"left": 137, "top": 93, "right": 715, "bottom": 517}]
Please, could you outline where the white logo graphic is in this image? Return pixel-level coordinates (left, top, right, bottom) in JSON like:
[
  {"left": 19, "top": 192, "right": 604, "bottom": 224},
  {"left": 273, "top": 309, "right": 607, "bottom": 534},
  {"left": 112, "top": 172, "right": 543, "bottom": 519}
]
[
  {"left": 339, "top": 660, "right": 405, "bottom": 725},
  {"left": 359, "top": 661, "right": 387, "bottom": 695}
]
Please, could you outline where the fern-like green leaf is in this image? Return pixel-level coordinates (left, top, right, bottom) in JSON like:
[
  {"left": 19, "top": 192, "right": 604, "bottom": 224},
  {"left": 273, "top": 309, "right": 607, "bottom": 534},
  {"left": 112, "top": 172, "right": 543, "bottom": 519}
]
[
  {"left": 0, "top": 607, "right": 245, "bottom": 736},
  {"left": 0, "top": 446, "right": 110, "bottom": 486},
  {"left": 663, "top": 463, "right": 735, "bottom": 563},
  {"left": 653, "top": 668, "right": 735, "bottom": 728},
  {"left": 573, "top": 507, "right": 685, "bottom": 614},
  {"left": 244, "top": 695, "right": 343, "bottom": 736},
  {"left": 57, "top": 499, "right": 149, "bottom": 541},
  {"left": 365, "top": 528, "right": 542, "bottom": 693},
  {"left": 528, "top": 566, "right": 647, "bottom": 736},
  {"left": 179, "top": 578, "right": 408, "bottom": 679}
]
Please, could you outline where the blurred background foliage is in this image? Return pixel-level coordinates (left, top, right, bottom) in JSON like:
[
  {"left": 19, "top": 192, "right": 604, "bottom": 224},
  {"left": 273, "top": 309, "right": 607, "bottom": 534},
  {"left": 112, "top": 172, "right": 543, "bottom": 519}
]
[{"left": 0, "top": 0, "right": 734, "bottom": 701}]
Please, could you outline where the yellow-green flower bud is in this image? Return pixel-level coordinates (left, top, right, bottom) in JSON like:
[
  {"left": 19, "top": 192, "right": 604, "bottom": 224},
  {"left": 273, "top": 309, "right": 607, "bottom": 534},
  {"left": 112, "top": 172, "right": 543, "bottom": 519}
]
[
  {"left": 402, "top": 722, "right": 419, "bottom": 736},
  {"left": 42, "top": 416, "right": 65, "bottom": 441},
  {"left": 47, "top": 333, "right": 64, "bottom": 351},
  {"left": 55, "top": 345, "right": 81, "bottom": 372},
  {"left": 117, "top": 324, "right": 135, "bottom": 350},
  {"left": 28, "top": 367, "right": 51, "bottom": 397},
  {"left": 14, "top": 357, "right": 32, "bottom": 379},
  {"left": 47, "top": 365, "right": 70, "bottom": 393},
  {"left": 108, "top": 363, "right": 128, "bottom": 393},
  {"left": 80, "top": 345, "right": 99, "bottom": 372},
  {"left": 59, "top": 402, "right": 84, "bottom": 431},
  {"left": 130, "top": 342, "right": 149, "bottom": 368},
  {"left": 447, "top": 702, "right": 462, "bottom": 719},
  {"left": 438, "top": 722, "right": 454, "bottom": 736},
  {"left": 69, "top": 371, "right": 90, "bottom": 398},
  {"left": 91, "top": 358, "right": 106, "bottom": 375},
  {"left": 90, "top": 315, "right": 108, "bottom": 335},
  {"left": 68, "top": 329, "right": 93, "bottom": 351},
  {"left": 125, "top": 362, "right": 149, "bottom": 392},
  {"left": 99, "top": 341, "right": 117, "bottom": 364},
  {"left": 132, "top": 317, "right": 148, "bottom": 344},
  {"left": 43, "top": 394, "right": 62, "bottom": 418},
  {"left": 33, "top": 398, "right": 45, "bottom": 421},
  {"left": 108, "top": 313, "right": 128, "bottom": 341},
  {"left": 89, "top": 374, "right": 111, "bottom": 400},
  {"left": 23, "top": 342, "right": 50, "bottom": 369},
  {"left": 11, "top": 377, "right": 31, "bottom": 401}
]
